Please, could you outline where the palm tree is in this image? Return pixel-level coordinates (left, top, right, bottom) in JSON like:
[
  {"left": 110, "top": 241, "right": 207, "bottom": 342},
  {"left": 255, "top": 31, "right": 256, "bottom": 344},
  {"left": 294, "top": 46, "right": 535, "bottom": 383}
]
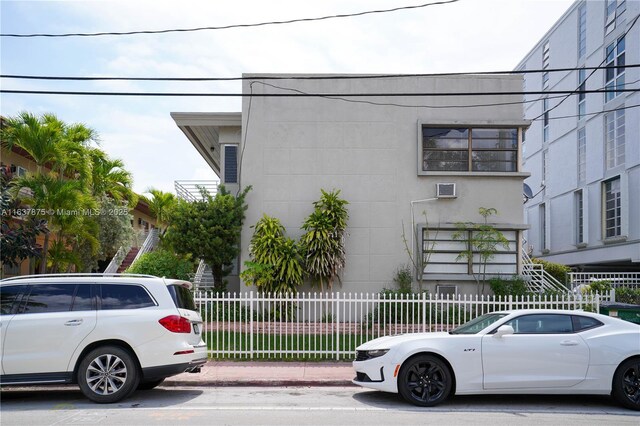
[
  {"left": 144, "top": 189, "right": 176, "bottom": 232},
  {"left": 89, "top": 149, "right": 135, "bottom": 205},
  {"left": 13, "top": 174, "right": 87, "bottom": 273},
  {"left": 1, "top": 112, "right": 63, "bottom": 174}
]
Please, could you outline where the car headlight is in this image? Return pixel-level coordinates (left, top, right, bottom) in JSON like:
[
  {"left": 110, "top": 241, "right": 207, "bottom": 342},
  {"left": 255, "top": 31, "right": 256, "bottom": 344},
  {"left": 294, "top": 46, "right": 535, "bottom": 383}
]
[
  {"left": 355, "top": 349, "right": 390, "bottom": 361},
  {"left": 367, "top": 349, "right": 389, "bottom": 358}
]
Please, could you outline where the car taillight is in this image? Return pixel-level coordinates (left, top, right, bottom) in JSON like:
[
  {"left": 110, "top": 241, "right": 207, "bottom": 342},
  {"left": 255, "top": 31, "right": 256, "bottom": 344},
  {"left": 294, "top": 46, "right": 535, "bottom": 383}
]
[{"left": 159, "top": 315, "right": 191, "bottom": 333}]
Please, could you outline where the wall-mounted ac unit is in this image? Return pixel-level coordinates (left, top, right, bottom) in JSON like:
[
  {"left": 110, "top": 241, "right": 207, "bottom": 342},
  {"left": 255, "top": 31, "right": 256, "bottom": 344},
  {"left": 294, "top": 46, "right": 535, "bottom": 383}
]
[{"left": 436, "top": 183, "right": 456, "bottom": 198}]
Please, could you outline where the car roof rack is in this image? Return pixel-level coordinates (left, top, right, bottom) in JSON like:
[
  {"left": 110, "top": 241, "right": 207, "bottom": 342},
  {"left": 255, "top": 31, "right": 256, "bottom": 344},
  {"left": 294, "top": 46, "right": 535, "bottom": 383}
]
[{"left": 0, "top": 273, "right": 158, "bottom": 282}]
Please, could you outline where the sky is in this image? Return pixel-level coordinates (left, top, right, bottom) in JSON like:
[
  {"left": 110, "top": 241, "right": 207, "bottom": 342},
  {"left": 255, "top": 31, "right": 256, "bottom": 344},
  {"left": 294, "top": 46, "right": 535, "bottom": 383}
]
[{"left": 1, "top": 0, "right": 575, "bottom": 195}]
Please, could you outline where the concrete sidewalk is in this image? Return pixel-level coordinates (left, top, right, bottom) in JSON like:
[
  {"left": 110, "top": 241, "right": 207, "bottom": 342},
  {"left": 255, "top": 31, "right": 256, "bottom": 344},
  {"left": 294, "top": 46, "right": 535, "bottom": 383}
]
[{"left": 163, "top": 361, "right": 356, "bottom": 387}]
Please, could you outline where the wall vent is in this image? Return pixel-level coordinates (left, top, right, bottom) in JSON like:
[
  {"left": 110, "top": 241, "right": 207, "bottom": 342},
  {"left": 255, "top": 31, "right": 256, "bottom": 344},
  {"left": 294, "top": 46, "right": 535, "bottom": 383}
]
[{"left": 436, "top": 183, "right": 456, "bottom": 198}]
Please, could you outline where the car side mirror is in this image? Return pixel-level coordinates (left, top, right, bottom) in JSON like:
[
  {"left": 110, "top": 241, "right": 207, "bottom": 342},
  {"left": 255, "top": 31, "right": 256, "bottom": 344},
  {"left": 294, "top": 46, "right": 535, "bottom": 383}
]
[{"left": 494, "top": 325, "right": 514, "bottom": 338}]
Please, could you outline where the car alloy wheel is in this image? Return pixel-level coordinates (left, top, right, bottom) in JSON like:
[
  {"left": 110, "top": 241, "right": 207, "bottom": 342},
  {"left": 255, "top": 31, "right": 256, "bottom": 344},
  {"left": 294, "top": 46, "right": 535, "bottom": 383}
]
[
  {"left": 86, "top": 354, "right": 127, "bottom": 395},
  {"left": 613, "top": 358, "right": 640, "bottom": 410},
  {"left": 77, "top": 346, "right": 139, "bottom": 403},
  {"left": 398, "top": 354, "right": 453, "bottom": 407}
]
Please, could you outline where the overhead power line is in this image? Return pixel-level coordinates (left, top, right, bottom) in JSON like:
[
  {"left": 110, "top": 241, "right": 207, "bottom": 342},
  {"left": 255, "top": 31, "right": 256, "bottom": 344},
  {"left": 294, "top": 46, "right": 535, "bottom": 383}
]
[
  {"left": 537, "top": 103, "right": 640, "bottom": 122},
  {"left": 531, "top": 13, "right": 640, "bottom": 121},
  {"left": 4, "top": 64, "right": 640, "bottom": 82},
  {"left": 0, "top": 0, "right": 459, "bottom": 38},
  {"left": 253, "top": 79, "right": 639, "bottom": 110},
  {"left": 2, "top": 88, "right": 637, "bottom": 97}
]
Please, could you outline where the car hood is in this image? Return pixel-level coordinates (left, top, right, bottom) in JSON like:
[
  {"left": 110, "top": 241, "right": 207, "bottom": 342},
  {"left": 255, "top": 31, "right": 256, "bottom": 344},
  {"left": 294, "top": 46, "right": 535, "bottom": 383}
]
[{"left": 356, "top": 332, "right": 451, "bottom": 350}]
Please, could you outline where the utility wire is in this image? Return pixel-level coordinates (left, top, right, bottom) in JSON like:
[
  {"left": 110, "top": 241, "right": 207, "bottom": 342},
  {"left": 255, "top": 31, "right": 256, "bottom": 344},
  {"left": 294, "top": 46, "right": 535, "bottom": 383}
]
[
  {"left": 4, "top": 64, "right": 640, "bottom": 82},
  {"left": 2, "top": 88, "right": 637, "bottom": 97},
  {"left": 251, "top": 80, "right": 639, "bottom": 110},
  {"left": 0, "top": 0, "right": 459, "bottom": 38},
  {"left": 534, "top": 103, "right": 640, "bottom": 122},
  {"left": 531, "top": 13, "right": 640, "bottom": 121}
]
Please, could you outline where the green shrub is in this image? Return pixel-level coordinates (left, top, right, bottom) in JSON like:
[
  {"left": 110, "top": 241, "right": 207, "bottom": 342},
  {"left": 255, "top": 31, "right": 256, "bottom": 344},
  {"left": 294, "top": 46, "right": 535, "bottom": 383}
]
[
  {"left": 616, "top": 287, "right": 640, "bottom": 305},
  {"left": 392, "top": 265, "right": 413, "bottom": 293},
  {"left": 531, "top": 258, "right": 571, "bottom": 285},
  {"left": 489, "top": 276, "right": 529, "bottom": 296},
  {"left": 584, "top": 280, "right": 612, "bottom": 294},
  {"left": 126, "top": 249, "right": 195, "bottom": 281}
]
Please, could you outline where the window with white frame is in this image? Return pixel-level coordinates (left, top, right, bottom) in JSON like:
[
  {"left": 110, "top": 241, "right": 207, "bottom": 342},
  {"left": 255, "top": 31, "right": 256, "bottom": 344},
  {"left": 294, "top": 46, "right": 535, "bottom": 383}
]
[
  {"left": 605, "top": 36, "right": 625, "bottom": 102},
  {"left": 605, "top": 109, "right": 625, "bottom": 169},
  {"left": 575, "top": 190, "right": 584, "bottom": 244},
  {"left": 603, "top": 177, "right": 621, "bottom": 238},
  {"left": 542, "top": 41, "right": 550, "bottom": 90},
  {"left": 421, "top": 127, "right": 518, "bottom": 173},
  {"left": 605, "top": 0, "right": 626, "bottom": 34},
  {"left": 540, "top": 203, "right": 547, "bottom": 251},
  {"left": 577, "top": 128, "right": 586, "bottom": 184},
  {"left": 421, "top": 228, "right": 518, "bottom": 276},
  {"left": 542, "top": 150, "right": 548, "bottom": 186},
  {"left": 578, "top": 3, "right": 586, "bottom": 59},
  {"left": 578, "top": 68, "right": 586, "bottom": 119},
  {"left": 543, "top": 98, "right": 549, "bottom": 142}
]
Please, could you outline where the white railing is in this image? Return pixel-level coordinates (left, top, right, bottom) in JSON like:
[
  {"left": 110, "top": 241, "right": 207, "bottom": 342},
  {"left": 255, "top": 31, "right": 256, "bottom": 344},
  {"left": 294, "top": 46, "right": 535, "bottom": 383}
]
[
  {"left": 194, "top": 291, "right": 602, "bottom": 360},
  {"left": 104, "top": 245, "right": 129, "bottom": 273},
  {"left": 521, "top": 248, "right": 567, "bottom": 293},
  {"left": 131, "top": 228, "right": 159, "bottom": 265},
  {"left": 569, "top": 272, "right": 640, "bottom": 290},
  {"left": 193, "top": 259, "right": 215, "bottom": 288},
  {"left": 175, "top": 180, "right": 219, "bottom": 202}
]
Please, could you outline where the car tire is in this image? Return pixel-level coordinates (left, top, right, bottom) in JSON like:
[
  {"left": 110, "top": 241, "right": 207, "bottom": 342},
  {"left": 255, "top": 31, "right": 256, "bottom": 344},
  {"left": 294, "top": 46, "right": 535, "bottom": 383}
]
[
  {"left": 612, "top": 357, "right": 640, "bottom": 411},
  {"left": 397, "top": 354, "right": 453, "bottom": 407},
  {"left": 77, "top": 346, "right": 140, "bottom": 403},
  {"left": 137, "top": 378, "right": 165, "bottom": 390}
]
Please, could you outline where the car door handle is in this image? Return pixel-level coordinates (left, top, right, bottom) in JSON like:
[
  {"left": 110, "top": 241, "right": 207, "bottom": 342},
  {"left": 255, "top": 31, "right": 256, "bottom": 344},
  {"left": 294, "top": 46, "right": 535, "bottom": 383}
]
[
  {"left": 65, "top": 319, "right": 83, "bottom": 326},
  {"left": 560, "top": 340, "right": 579, "bottom": 346}
]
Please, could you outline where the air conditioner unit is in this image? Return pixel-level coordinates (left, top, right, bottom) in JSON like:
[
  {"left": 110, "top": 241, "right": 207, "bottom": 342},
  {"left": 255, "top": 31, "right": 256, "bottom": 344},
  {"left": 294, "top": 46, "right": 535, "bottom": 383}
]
[{"left": 436, "top": 183, "right": 456, "bottom": 198}]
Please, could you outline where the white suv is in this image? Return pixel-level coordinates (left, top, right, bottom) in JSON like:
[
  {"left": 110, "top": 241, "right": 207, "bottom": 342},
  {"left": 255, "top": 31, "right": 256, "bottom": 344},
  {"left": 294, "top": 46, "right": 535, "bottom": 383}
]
[{"left": 0, "top": 274, "right": 207, "bottom": 403}]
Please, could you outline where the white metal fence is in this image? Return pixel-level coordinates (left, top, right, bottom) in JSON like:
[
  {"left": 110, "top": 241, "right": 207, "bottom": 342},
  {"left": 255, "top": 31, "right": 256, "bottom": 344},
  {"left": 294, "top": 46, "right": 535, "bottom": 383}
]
[
  {"left": 569, "top": 272, "right": 640, "bottom": 290},
  {"left": 194, "top": 291, "right": 604, "bottom": 360}
]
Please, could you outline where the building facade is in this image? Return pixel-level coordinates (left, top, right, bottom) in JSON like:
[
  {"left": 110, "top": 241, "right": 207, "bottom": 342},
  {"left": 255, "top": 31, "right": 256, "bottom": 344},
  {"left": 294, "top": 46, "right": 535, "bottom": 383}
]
[
  {"left": 173, "top": 74, "right": 530, "bottom": 294},
  {"left": 516, "top": 0, "right": 639, "bottom": 271}
]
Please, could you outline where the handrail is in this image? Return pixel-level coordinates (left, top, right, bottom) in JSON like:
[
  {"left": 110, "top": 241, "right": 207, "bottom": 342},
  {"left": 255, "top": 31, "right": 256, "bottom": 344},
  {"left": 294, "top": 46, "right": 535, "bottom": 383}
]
[
  {"left": 521, "top": 242, "right": 568, "bottom": 293},
  {"left": 131, "top": 228, "right": 159, "bottom": 265},
  {"left": 104, "top": 245, "right": 129, "bottom": 274},
  {"left": 174, "top": 180, "right": 219, "bottom": 202}
]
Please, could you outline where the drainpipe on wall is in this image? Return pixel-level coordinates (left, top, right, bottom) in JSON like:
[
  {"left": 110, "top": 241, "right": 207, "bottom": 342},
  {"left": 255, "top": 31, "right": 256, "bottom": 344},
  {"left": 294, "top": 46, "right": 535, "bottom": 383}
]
[{"left": 410, "top": 197, "right": 438, "bottom": 265}]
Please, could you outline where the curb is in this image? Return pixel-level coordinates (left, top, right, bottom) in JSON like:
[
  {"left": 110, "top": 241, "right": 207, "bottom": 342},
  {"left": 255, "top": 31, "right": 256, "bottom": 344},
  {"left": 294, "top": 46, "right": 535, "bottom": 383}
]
[{"left": 162, "top": 380, "right": 356, "bottom": 387}]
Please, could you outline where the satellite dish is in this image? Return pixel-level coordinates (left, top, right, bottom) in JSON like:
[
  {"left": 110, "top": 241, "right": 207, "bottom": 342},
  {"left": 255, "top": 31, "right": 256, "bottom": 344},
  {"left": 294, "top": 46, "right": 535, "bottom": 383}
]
[{"left": 523, "top": 183, "right": 534, "bottom": 203}]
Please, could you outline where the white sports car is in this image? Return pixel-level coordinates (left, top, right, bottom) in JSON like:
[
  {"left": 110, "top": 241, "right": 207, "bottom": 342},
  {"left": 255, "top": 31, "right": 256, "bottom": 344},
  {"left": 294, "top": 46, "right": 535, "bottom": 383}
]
[{"left": 353, "top": 309, "right": 640, "bottom": 410}]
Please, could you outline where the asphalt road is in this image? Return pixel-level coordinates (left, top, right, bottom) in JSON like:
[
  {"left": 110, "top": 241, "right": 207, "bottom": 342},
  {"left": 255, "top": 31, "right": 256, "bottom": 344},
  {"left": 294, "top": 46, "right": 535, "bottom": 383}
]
[{"left": 0, "top": 385, "right": 637, "bottom": 425}]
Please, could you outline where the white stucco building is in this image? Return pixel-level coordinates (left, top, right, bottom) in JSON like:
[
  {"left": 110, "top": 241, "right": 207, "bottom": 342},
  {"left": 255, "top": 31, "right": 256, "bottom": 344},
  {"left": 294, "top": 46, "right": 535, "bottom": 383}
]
[
  {"left": 516, "top": 0, "right": 639, "bottom": 271},
  {"left": 173, "top": 74, "right": 531, "bottom": 294}
]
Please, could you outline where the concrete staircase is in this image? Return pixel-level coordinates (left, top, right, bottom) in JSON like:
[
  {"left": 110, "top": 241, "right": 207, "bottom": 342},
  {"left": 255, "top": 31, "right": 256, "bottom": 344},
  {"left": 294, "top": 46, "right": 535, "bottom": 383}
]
[{"left": 117, "top": 247, "right": 140, "bottom": 273}]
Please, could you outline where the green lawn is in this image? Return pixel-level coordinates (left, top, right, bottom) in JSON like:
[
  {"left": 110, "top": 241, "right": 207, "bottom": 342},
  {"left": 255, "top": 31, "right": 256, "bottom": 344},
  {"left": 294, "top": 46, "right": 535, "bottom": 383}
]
[{"left": 203, "top": 331, "right": 381, "bottom": 360}]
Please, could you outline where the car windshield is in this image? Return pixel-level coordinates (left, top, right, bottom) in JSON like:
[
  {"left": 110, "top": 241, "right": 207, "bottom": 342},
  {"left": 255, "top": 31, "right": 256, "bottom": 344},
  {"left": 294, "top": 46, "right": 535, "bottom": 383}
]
[{"left": 449, "top": 313, "right": 508, "bottom": 335}]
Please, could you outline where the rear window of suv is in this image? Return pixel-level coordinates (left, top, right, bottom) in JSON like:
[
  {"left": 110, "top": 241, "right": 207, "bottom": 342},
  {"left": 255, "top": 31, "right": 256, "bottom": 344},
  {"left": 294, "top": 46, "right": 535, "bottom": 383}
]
[
  {"left": 100, "top": 284, "right": 156, "bottom": 310},
  {"left": 168, "top": 284, "right": 196, "bottom": 311}
]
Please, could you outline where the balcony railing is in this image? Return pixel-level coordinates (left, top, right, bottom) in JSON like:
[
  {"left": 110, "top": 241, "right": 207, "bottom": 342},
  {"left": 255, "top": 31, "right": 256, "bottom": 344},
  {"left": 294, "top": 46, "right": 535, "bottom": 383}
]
[{"left": 174, "top": 180, "right": 219, "bottom": 202}]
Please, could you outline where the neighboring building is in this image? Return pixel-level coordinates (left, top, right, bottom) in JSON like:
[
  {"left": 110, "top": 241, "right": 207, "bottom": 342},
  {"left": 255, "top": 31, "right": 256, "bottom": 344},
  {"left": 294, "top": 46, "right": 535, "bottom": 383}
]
[
  {"left": 173, "top": 74, "right": 530, "bottom": 294},
  {"left": 516, "top": 0, "right": 639, "bottom": 271},
  {"left": 0, "top": 144, "right": 156, "bottom": 277}
]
